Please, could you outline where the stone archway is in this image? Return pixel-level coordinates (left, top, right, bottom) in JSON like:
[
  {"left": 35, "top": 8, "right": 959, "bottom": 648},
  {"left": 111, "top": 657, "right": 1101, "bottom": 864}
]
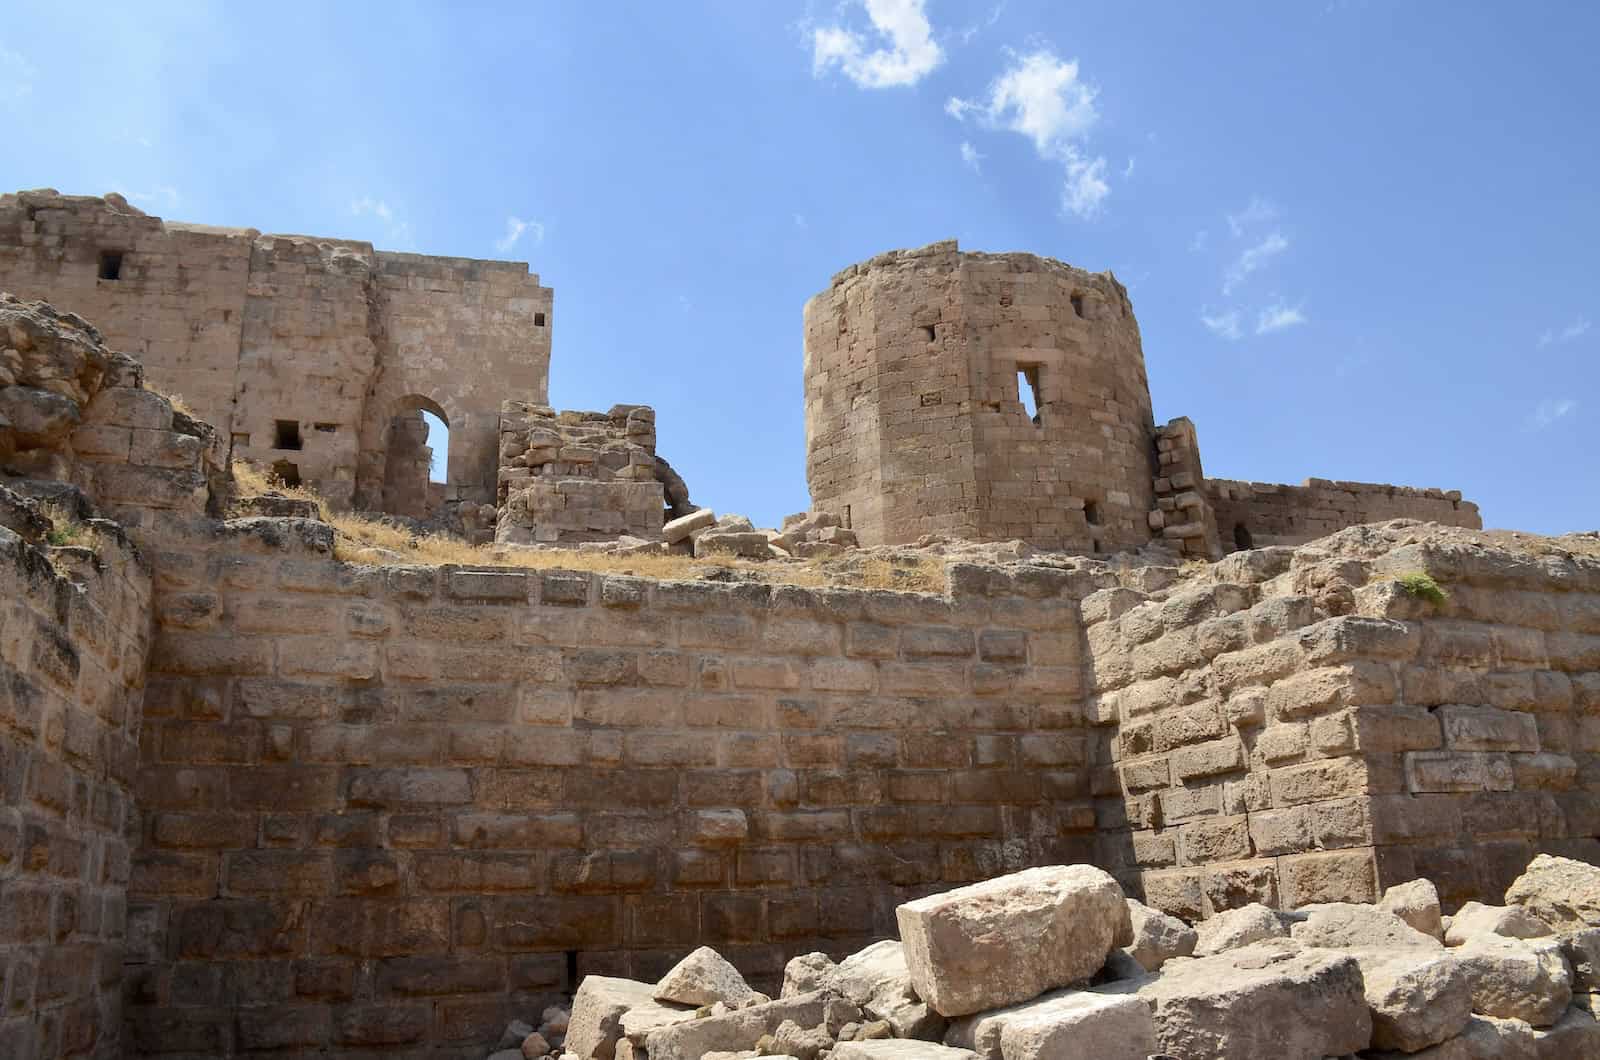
[{"left": 380, "top": 394, "right": 451, "bottom": 520}]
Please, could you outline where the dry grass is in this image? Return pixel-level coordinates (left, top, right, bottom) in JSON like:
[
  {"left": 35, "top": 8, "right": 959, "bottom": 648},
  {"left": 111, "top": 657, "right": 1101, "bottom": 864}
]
[
  {"left": 229, "top": 460, "right": 950, "bottom": 592},
  {"left": 42, "top": 501, "right": 95, "bottom": 549}
]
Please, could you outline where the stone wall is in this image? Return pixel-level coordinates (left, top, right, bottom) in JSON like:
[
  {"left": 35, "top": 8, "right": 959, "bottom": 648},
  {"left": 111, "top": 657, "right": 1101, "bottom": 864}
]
[
  {"left": 0, "top": 189, "right": 552, "bottom": 512},
  {"left": 0, "top": 513, "right": 153, "bottom": 1058},
  {"left": 1087, "top": 527, "right": 1600, "bottom": 924},
  {"left": 1208, "top": 478, "right": 1481, "bottom": 552},
  {"left": 125, "top": 523, "right": 1105, "bottom": 1055},
  {"left": 495, "top": 404, "right": 667, "bottom": 545},
  {"left": 803, "top": 242, "right": 1155, "bottom": 552}
]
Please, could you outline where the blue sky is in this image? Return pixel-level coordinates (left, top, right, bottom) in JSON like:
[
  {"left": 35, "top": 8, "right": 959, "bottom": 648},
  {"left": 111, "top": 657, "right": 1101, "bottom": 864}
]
[{"left": 3, "top": 1, "right": 1595, "bottom": 534}]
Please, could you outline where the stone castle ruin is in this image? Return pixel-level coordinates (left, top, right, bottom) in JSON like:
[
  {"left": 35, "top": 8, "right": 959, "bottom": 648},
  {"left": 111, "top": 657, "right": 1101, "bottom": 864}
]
[{"left": 0, "top": 189, "right": 1596, "bottom": 1059}]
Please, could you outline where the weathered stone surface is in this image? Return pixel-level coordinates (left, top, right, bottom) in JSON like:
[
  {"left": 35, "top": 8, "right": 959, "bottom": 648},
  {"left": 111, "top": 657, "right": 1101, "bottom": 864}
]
[
  {"left": 618, "top": 997, "right": 698, "bottom": 1045},
  {"left": 1445, "top": 902, "right": 1555, "bottom": 947},
  {"left": 783, "top": 952, "right": 839, "bottom": 999},
  {"left": 1367, "top": 1015, "right": 1539, "bottom": 1060},
  {"left": 896, "top": 865, "right": 1130, "bottom": 1017},
  {"left": 1380, "top": 877, "right": 1445, "bottom": 940},
  {"left": 1506, "top": 854, "right": 1600, "bottom": 932},
  {"left": 1193, "top": 902, "right": 1287, "bottom": 956},
  {"left": 945, "top": 989, "right": 1155, "bottom": 1060},
  {"left": 1564, "top": 928, "right": 1600, "bottom": 991},
  {"left": 646, "top": 992, "right": 829, "bottom": 1060},
  {"left": 1123, "top": 898, "right": 1198, "bottom": 971},
  {"left": 566, "top": 976, "right": 656, "bottom": 1059},
  {"left": 1131, "top": 940, "right": 1371, "bottom": 1060},
  {"left": 1289, "top": 902, "right": 1443, "bottom": 951},
  {"left": 655, "top": 945, "right": 757, "bottom": 1007},
  {"left": 663, "top": 507, "right": 715, "bottom": 544},
  {"left": 1454, "top": 935, "right": 1572, "bottom": 1026},
  {"left": 1356, "top": 948, "right": 1475, "bottom": 1053},
  {"left": 1528, "top": 1005, "right": 1600, "bottom": 1059},
  {"left": 830, "top": 1042, "right": 978, "bottom": 1060},
  {"left": 834, "top": 941, "right": 944, "bottom": 1040}
]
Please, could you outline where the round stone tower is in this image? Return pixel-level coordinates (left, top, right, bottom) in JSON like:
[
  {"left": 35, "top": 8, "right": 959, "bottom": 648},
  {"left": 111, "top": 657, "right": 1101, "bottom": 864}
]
[{"left": 803, "top": 240, "right": 1157, "bottom": 552}]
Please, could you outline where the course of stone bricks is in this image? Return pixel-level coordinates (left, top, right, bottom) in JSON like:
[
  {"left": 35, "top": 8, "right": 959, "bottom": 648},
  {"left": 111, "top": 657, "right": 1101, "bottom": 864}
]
[{"left": 0, "top": 196, "right": 1595, "bottom": 1057}]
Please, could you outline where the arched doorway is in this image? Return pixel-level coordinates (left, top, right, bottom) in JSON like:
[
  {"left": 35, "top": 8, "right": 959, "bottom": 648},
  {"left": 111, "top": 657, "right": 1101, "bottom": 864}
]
[{"left": 381, "top": 395, "right": 450, "bottom": 520}]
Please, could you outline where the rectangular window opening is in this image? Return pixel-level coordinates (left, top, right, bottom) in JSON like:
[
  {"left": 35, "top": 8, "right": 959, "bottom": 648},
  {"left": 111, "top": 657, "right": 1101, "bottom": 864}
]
[
  {"left": 271, "top": 460, "right": 301, "bottom": 488},
  {"left": 98, "top": 251, "right": 123, "bottom": 281},
  {"left": 534, "top": 312, "right": 547, "bottom": 327},
  {"left": 274, "top": 419, "right": 303, "bottom": 451},
  {"left": 1070, "top": 293, "right": 1085, "bottom": 318},
  {"left": 1018, "top": 365, "right": 1042, "bottom": 425},
  {"left": 313, "top": 422, "right": 338, "bottom": 433},
  {"left": 920, "top": 324, "right": 936, "bottom": 342},
  {"left": 843, "top": 504, "right": 852, "bottom": 530},
  {"left": 230, "top": 432, "right": 250, "bottom": 448}
]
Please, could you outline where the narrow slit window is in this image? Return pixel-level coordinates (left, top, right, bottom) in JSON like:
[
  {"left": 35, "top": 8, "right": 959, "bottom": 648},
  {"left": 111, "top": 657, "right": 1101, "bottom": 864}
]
[
  {"left": 534, "top": 312, "right": 547, "bottom": 327},
  {"left": 1017, "top": 365, "right": 1042, "bottom": 425},
  {"left": 313, "top": 423, "right": 338, "bottom": 433},
  {"left": 1070, "top": 293, "right": 1085, "bottom": 318},
  {"left": 274, "top": 420, "right": 302, "bottom": 451},
  {"left": 1085, "top": 501, "right": 1103, "bottom": 526},
  {"left": 1234, "top": 523, "right": 1254, "bottom": 551},
  {"left": 98, "top": 251, "right": 124, "bottom": 281}
]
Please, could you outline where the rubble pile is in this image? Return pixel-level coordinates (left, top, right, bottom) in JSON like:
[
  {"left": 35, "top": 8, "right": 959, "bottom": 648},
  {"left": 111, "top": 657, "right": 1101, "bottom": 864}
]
[{"left": 492, "top": 856, "right": 1600, "bottom": 1060}]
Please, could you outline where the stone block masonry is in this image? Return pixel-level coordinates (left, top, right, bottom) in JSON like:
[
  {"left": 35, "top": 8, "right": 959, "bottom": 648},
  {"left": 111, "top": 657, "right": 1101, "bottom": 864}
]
[
  {"left": 0, "top": 189, "right": 552, "bottom": 513},
  {"left": 125, "top": 519, "right": 1108, "bottom": 1055}
]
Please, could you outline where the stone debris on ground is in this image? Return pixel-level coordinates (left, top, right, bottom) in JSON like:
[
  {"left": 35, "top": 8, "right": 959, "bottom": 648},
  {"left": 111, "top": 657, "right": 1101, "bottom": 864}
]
[{"left": 503, "top": 854, "right": 1600, "bottom": 1060}]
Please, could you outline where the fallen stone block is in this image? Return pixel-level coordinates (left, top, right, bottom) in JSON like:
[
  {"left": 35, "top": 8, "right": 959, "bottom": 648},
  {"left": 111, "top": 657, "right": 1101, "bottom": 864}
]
[
  {"left": 655, "top": 945, "right": 757, "bottom": 1007},
  {"left": 1564, "top": 928, "right": 1600, "bottom": 991},
  {"left": 694, "top": 530, "right": 770, "bottom": 559},
  {"left": 1132, "top": 939, "right": 1371, "bottom": 1060},
  {"left": 945, "top": 989, "right": 1156, "bottom": 1060},
  {"left": 566, "top": 975, "right": 656, "bottom": 1059},
  {"left": 896, "top": 865, "right": 1130, "bottom": 1017},
  {"left": 831, "top": 1042, "right": 978, "bottom": 1060},
  {"left": 1454, "top": 935, "right": 1572, "bottom": 1027},
  {"left": 1356, "top": 948, "right": 1475, "bottom": 1053},
  {"left": 645, "top": 991, "right": 829, "bottom": 1060},
  {"left": 1192, "top": 902, "right": 1287, "bottom": 956},
  {"left": 618, "top": 996, "right": 698, "bottom": 1048},
  {"left": 1506, "top": 854, "right": 1600, "bottom": 932},
  {"left": 1367, "top": 1014, "right": 1540, "bottom": 1059},
  {"left": 782, "top": 952, "right": 839, "bottom": 998},
  {"left": 834, "top": 940, "right": 945, "bottom": 1039},
  {"left": 1289, "top": 902, "right": 1443, "bottom": 951},
  {"left": 1379, "top": 877, "right": 1445, "bottom": 940},
  {"left": 1445, "top": 901, "right": 1555, "bottom": 946},
  {"left": 663, "top": 507, "right": 714, "bottom": 544},
  {"left": 1529, "top": 1004, "right": 1600, "bottom": 1058},
  {"left": 1123, "top": 898, "right": 1197, "bottom": 972}
]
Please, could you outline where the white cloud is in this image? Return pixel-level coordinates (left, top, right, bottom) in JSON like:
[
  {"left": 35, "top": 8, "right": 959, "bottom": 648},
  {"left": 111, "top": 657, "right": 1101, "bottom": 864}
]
[
  {"left": 959, "top": 141, "right": 984, "bottom": 171},
  {"left": 1201, "top": 308, "right": 1243, "bottom": 341},
  {"left": 0, "top": 47, "right": 34, "bottom": 105},
  {"left": 1223, "top": 230, "right": 1289, "bottom": 295},
  {"left": 947, "top": 49, "right": 1111, "bottom": 219},
  {"left": 122, "top": 186, "right": 181, "bottom": 211},
  {"left": 349, "top": 197, "right": 414, "bottom": 250},
  {"left": 812, "top": 0, "right": 943, "bottom": 89},
  {"left": 1227, "top": 196, "right": 1278, "bottom": 237},
  {"left": 494, "top": 215, "right": 545, "bottom": 254},
  {"left": 1256, "top": 302, "right": 1307, "bottom": 334},
  {"left": 956, "top": 1, "right": 1007, "bottom": 45},
  {"left": 1538, "top": 317, "right": 1591, "bottom": 347},
  {"left": 1122, "top": 156, "right": 1135, "bottom": 179},
  {"left": 1529, "top": 398, "right": 1577, "bottom": 429}
]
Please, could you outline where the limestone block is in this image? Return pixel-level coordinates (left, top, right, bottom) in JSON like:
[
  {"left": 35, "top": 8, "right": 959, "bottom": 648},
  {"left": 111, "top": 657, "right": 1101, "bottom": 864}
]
[
  {"left": 1122, "top": 898, "right": 1197, "bottom": 972},
  {"left": 663, "top": 507, "right": 715, "bottom": 544},
  {"left": 1356, "top": 948, "right": 1475, "bottom": 1053},
  {"left": 1506, "top": 854, "right": 1600, "bottom": 931},
  {"left": 695, "top": 531, "right": 769, "bottom": 559},
  {"left": 831, "top": 1043, "right": 977, "bottom": 1060},
  {"left": 895, "top": 865, "right": 1130, "bottom": 1017},
  {"left": 0, "top": 385, "right": 80, "bottom": 447},
  {"left": 945, "top": 989, "right": 1155, "bottom": 1060},
  {"left": 1193, "top": 903, "right": 1287, "bottom": 956},
  {"left": 834, "top": 940, "right": 944, "bottom": 1040},
  {"left": 645, "top": 992, "right": 829, "bottom": 1060},
  {"left": 1454, "top": 935, "right": 1572, "bottom": 1026},
  {"left": 1445, "top": 902, "right": 1555, "bottom": 947},
  {"left": 782, "top": 952, "right": 838, "bottom": 999},
  {"left": 1528, "top": 1005, "right": 1600, "bottom": 1059},
  {"left": 567, "top": 976, "right": 656, "bottom": 1059},
  {"left": 85, "top": 386, "right": 172, "bottom": 430},
  {"left": 1364, "top": 1015, "right": 1538, "bottom": 1059},
  {"left": 654, "top": 946, "right": 757, "bottom": 1007},
  {"left": 1289, "top": 902, "right": 1443, "bottom": 951},
  {"left": 1565, "top": 928, "right": 1600, "bottom": 991},
  {"left": 1134, "top": 940, "right": 1371, "bottom": 1059},
  {"left": 1379, "top": 877, "right": 1446, "bottom": 940}
]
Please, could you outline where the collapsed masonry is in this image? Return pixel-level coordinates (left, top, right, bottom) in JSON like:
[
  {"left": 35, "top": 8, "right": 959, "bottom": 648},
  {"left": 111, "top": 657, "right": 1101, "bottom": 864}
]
[{"left": 0, "top": 260, "right": 1594, "bottom": 1057}]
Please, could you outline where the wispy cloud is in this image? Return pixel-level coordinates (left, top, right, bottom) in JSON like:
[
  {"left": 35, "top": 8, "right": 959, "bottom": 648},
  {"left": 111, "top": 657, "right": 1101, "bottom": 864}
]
[
  {"left": 349, "top": 197, "right": 415, "bottom": 250},
  {"left": 1122, "top": 156, "right": 1136, "bottom": 179},
  {"left": 793, "top": 213, "right": 808, "bottom": 229},
  {"left": 1227, "top": 196, "right": 1278, "bottom": 237},
  {"left": 812, "top": 0, "right": 943, "bottom": 89},
  {"left": 0, "top": 47, "right": 34, "bottom": 106},
  {"left": 1256, "top": 301, "right": 1307, "bottom": 334},
  {"left": 1529, "top": 398, "right": 1577, "bottom": 430},
  {"left": 947, "top": 49, "right": 1110, "bottom": 218},
  {"left": 1201, "top": 308, "right": 1243, "bottom": 341},
  {"left": 1538, "top": 317, "right": 1591, "bottom": 348},
  {"left": 123, "top": 186, "right": 180, "bottom": 210},
  {"left": 959, "top": 141, "right": 984, "bottom": 172},
  {"left": 1223, "top": 231, "right": 1289, "bottom": 296},
  {"left": 494, "top": 215, "right": 544, "bottom": 254}
]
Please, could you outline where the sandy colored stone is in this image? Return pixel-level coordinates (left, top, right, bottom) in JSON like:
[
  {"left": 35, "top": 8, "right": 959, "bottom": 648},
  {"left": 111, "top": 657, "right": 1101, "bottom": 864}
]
[
  {"left": 1445, "top": 902, "right": 1555, "bottom": 947},
  {"left": 1132, "top": 939, "right": 1371, "bottom": 1059},
  {"left": 1528, "top": 1005, "right": 1600, "bottom": 1059},
  {"left": 1379, "top": 877, "right": 1445, "bottom": 940},
  {"left": 830, "top": 1043, "right": 978, "bottom": 1060},
  {"left": 1123, "top": 898, "right": 1197, "bottom": 972},
  {"left": 654, "top": 945, "right": 757, "bottom": 1007},
  {"left": 944, "top": 989, "right": 1155, "bottom": 1060},
  {"left": 1289, "top": 901, "right": 1443, "bottom": 951},
  {"left": 1506, "top": 854, "right": 1600, "bottom": 932},
  {"left": 833, "top": 940, "right": 944, "bottom": 1039},
  {"left": 895, "top": 865, "right": 1130, "bottom": 1017},
  {"left": 782, "top": 952, "right": 838, "bottom": 998},
  {"left": 1356, "top": 948, "right": 1475, "bottom": 1053},
  {"left": 566, "top": 976, "right": 656, "bottom": 1060},
  {"left": 645, "top": 992, "right": 830, "bottom": 1060},
  {"left": 1193, "top": 902, "right": 1287, "bottom": 956},
  {"left": 1454, "top": 934, "right": 1572, "bottom": 1027},
  {"left": 1367, "top": 1014, "right": 1539, "bottom": 1060}
]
